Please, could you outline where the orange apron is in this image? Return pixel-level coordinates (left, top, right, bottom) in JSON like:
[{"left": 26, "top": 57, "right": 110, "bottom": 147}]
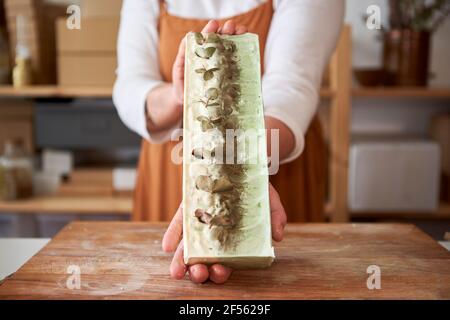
[{"left": 133, "top": 0, "right": 326, "bottom": 222}]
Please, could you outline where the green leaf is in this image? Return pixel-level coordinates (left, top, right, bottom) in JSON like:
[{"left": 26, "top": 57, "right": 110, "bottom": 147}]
[
  {"left": 195, "top": 48, "right": 206, "bottom": 58},
  {"left": 203, "top": 70, "right": 214, "bottom": 81},
  {"left": 206, "top": 87, "right": 219, "bottom": 100},
  {"left": 195, "top": 68, "right": 206, "bottom": 74},
  {"left": 202, "top": 67, "right": 220, "bottom": 81},
  {"left": 206, "top": 33, "right": 220, "bottom": 43},
  {"left": 196, "top": 115, "right": 209, "bottom": 122},
  {"left": 197, "top": 115, "right": 214, "bottom": 131},
  {"left": 194, "top": 32, "right": 204, "bottom": 45},
  {"left": 204, "top": 47, "right": 216, "bottom": 58},
  {"left": 195, "top": 47, "right": 216, "bottom": 59},
  {"left": 201, "top": 120, "right": 213, "bottom": 132}
]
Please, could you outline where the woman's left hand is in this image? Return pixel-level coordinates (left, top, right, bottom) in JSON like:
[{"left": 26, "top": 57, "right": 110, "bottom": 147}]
[{"left": 162, "top": 183, "right": 287, "bottom": 284}]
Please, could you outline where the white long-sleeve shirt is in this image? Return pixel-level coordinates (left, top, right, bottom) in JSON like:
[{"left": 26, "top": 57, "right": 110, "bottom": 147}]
[{"left": 113, "top": 0, "right": 345, "bottom": 163}]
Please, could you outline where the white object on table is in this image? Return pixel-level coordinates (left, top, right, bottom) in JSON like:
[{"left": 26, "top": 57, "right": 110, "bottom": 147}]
[
  {"left": 0, "top": 238, "right": 50, "bottom": 280},
  {"left": 439, "top": 241, "right": 450, "bottom": 251}
]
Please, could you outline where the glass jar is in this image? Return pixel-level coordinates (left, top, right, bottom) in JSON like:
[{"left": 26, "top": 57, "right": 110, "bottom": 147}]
[{"left": 0, "top": 139, "right": 33, "bottom": 200}]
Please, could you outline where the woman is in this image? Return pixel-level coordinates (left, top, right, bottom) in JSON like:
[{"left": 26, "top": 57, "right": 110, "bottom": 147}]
[{"left": 114, "top": 0, "right": 345, "bottom": 283}]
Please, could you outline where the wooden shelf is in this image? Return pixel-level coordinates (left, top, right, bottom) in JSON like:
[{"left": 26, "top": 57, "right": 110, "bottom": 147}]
[
  {"left": 0, "top": 196, "right": 132, "bottom": 215},
  {"left": 0, "top": 85, "right": 113, "bottom": 98},
  {"left": 353, "top": 87, "right": 450, "bottom": 98},
  {"left": 0, "top": 85, "right": 335, "bottom": 99},
  {"left": 351, "top": 203, "right": 450, "bottom": 220}
]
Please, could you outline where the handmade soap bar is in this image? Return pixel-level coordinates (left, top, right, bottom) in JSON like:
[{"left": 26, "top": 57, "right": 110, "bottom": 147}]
[{"left": 183, "top": 32, "right": 274, "bottom": 269}]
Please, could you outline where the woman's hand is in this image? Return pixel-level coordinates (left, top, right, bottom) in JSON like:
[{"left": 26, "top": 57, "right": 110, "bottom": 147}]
[{"left": 162, "top": 183, "right": 287, "bottom": 284}]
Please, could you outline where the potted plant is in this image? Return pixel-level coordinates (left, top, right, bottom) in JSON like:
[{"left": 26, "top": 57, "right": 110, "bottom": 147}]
[{"left": 383, "top": 0, "right": 450, "bottom": 86}]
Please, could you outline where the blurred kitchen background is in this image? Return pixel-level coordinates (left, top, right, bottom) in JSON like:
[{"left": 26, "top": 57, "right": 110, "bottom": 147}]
[{"left": 0, "top": 0, "right": 449, "bottom": 241}]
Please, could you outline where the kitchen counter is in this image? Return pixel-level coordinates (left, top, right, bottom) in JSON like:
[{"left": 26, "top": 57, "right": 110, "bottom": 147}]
[{"left": 0, "top": 222, "right": 449, "bottom": 299}]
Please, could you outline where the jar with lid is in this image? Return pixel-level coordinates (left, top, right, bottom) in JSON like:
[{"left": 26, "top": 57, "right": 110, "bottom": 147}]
[{"left": 0, "top": 139, "right": 33, "bottom": 200}]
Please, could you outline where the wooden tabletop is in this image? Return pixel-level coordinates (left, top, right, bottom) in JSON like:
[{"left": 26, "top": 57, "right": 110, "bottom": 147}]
[
  {"left": 0, "top": 222, "right": 449, "bottom": 299},
  {"left": 0, "top": 85, "right": 113, "bottom": 98}
]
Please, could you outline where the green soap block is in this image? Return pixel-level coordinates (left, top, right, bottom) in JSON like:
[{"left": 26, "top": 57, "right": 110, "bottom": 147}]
[{"left": 183, "top": 32, "right": 274, "bottom": 269}]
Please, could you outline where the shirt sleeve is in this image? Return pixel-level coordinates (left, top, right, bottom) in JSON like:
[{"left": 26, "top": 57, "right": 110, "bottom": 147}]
[
  {"left": 113, "top": 0, "right": 179, "bottom": 143},
  {"left": 263, "top": 0, "right": 345, "bottom": 163}
]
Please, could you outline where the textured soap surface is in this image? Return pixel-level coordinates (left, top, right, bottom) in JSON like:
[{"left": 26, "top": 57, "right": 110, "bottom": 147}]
[{"left": 183, "top": 32, "right": 274, "bottom": 269}]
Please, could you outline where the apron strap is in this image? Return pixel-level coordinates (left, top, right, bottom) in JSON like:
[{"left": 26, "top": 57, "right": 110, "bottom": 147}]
[{"left": 159, "top": 0, "right": 167, "bottom": 14}]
